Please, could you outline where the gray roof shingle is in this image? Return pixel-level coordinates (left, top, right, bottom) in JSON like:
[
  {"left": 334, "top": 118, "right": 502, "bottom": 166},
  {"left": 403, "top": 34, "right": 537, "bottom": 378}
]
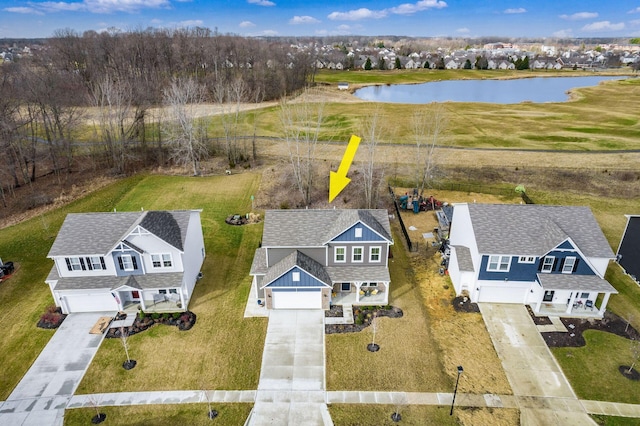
[
  {"left": 537, "top": 273, "right": 618, "bottom": 293},
  {"left": 262, "top": 209, "right": 392, "bottom": 247},
  {"left": 466, "top": 204, "right": 614, "bottom": 258},
  {"left": 50, "top": 269, "right": 184, "bottom": 291},
  {"left": 452, "top": 245, "right": 474, "bottom": 272},
  {"left": 262, "top": 250, "right": 332, "bottom": 288},
  {"left": 48, "top": 210, "right": 194, "bottom": 257}
]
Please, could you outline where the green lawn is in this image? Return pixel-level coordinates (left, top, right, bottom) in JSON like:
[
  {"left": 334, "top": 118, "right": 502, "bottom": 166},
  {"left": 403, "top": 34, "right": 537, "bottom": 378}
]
[
  {"left": 76, "top": 173, "right": 267, "bottom": 393},
  {"left": 64, "top": 403, "right": 253, "bottom": 426},
  {"left": 325, "top": 227, "right": 450, "bottom": 392},
  {"left": 328, "top": 404, "right": 457, "bottom": 426},
  {"left": 592, "top": 414, "right": 640, "bottom": 426},
  {"left": 0, "top": 175, "right": 148, "bottom": 400},
  {"left": 552, "top": 330, "right": 640, "bottom": 404}
]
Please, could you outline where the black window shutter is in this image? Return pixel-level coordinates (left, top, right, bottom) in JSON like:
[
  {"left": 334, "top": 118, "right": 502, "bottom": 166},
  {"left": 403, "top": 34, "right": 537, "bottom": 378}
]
[
  {"left": 132, "top": 256, "right": 138, "bottom": 270},
  {"left": 118, "top": 256, "right": 124, "bottom": 270},
  {"left": 552, "top": 258, "right": 559, "bottom": 271},
  {"left": 100, "top": 257, "right": 106, "bottom": 270},
  {"left": 65, "top": 258, "right": 72, "bottom": 271},
  {"left": 573, "top": 259, "right": 580, "bottom": 272},
  {"left": 538, "top": 258, "right": 544, "bottom": 271},
  {"left": 559, "top": 258, "right": 565, "bottom": 271},
  {"left": 86, "top": 257, "right": 93, "bottom": 270}
]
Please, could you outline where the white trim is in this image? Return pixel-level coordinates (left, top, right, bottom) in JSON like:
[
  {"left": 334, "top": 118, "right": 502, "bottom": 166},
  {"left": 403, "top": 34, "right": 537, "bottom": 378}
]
[
  {"left": 562, "top": 256, "right": 576, "bottom": 274},
  {"left": 487, "top": 255, "right": 511, "bottom": 272},
  {"left": 334, "top": 246, "right": 346, "bottom": 263},
  {"left": 355, "top": 227, "right": 363, "bottom": 238},
  {"left": 151, "top": 253, "right": 173, "bottom": 268},
  {"left": 121, "top": 254, "right": 134, "bottom": 271},
  {"left": 518, "top": 256, "right": 535, "bottom": 264},
  {"left": 369, "top": 246, "right": 382, "bottom": 263},
  {"left": 352, "top": 246, "right": 364, "bottom": 263},
  {"left": 541, "top": 256, "right": 555, "bottom": 273}
]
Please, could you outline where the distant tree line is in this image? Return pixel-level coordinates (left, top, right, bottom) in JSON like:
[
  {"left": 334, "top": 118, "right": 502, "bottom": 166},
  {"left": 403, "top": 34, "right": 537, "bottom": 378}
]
[{"left": 0, "top": 28, "right": 316, "bottom": 203}]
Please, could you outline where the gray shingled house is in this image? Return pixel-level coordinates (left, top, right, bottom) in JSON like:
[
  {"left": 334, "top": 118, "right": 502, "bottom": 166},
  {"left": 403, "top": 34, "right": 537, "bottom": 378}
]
[
  {"left": 250, "top": 209, "right": 393, "bottom": 310},
  {"left": 45, "top": 210, "right": 205, "bottom": 314},
  {"left": 448, "top": 203, "right": 617, "bottom": 318}
]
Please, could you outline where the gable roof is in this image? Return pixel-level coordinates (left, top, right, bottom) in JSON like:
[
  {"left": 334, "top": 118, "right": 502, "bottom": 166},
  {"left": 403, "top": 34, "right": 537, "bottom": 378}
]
[
  {"left": 617, "top": 215, "right": 640, "bottom": 280},
  {"left": 261, "top": 250, "right": 332, "bottom": 289},
  {"left": 262, "top": 209, "right": 391, "bottom": 247},
  {"left": 48, "top": 210, "right": 195, "bottom": 257},
  {"left": 465, "top": 204, "right": 614, "bottom": 258}
]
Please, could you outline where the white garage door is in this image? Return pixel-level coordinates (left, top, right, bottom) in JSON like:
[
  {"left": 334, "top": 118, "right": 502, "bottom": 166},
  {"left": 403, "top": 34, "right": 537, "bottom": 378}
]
[
  {"left": 61, "top": 292, "right": 119, "bottom": 313},
  {"left": 272, "top": 289, "right": 322, "bottom": 309},
  {"left": 478, "top": 286, "right": 527, "bottom": 304}
]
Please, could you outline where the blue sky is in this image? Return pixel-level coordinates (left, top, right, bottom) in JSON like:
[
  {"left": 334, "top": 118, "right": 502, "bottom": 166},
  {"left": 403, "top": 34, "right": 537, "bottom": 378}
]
[{"left": 1, "top": 0, "right": 639, "bottom": 39}]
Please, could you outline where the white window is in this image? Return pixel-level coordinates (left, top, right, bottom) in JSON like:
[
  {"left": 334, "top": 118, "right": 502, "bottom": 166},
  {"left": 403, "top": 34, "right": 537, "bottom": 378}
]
[
  {"left": 335, "top": 247, "right": 346, "bottom": 263},
  {"left": 355, "top": 227, "right": 363, "bottom": 238},
  {"left": 121, "top": 255, "right": 134, "bottom": 271},
  {"left": 292, "top": 271, "right": 300, "bottom": 282},
  {"left": 562, "top": 257, "right": 576, "bottom": 273},
  {"left": 67, "top": 257, "right": 82, "bottom": 271},
  {"left": 541, "top": 256, "right": 555, "bottom": 272},
  {"left": 487, "top": 255, "right": 510, "bottom": 272},
  {"left": 370, "top": 246, "right": 381, "bottom": 262},
  {"left": 518, "top": 256, "right": 535, "bottom": 264},
  {"left": 151, "top": 253, "right": 173, "bottom": 268},
  {"left": 352, "top": 247, "right": 363, "bottom": 262},
  {"left": 88, "top": 256, "right": 104, "bottom": 270}
]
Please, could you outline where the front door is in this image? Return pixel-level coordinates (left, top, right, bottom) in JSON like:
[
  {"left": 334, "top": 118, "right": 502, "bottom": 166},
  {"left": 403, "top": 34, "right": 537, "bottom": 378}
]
[
  {"left": 131, "top": 290, "right": 140, "bottom": 300},
  {"left": 543, "top": 290, "right": 554, "bottom": 302}
]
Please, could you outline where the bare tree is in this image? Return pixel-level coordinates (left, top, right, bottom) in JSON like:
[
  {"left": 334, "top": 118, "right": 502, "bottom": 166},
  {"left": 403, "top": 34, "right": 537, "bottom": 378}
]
[
  {"left": 279, "top": 91, "right": 325, "bottom": 206},
  {"left": 87, "top": 394, "right": 106, "bottom": 424},
  {"left": 91, "top": 76, "right": 137, "bottom": 173},
  {"left": 391, "top": 392, "right": 408, "bottom": 422},
  {"left": 213, "top": 77, "right": 248, "bottom": 166},
  {"left": 358, "top": 108, "right": 386, "bottom": 209},
  {"left": 412, "top": 104, "right": 448, "bottom": 197},
  {"left": 119, "top": 326, "right": 136, "bottom": 370},
  {"left": 163, "top": 78, "right": 208, "bottom": 175}
]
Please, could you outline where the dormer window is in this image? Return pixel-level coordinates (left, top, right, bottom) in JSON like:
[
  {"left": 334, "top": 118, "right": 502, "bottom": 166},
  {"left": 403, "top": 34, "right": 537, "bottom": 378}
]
[
  {"left": 562, "top": 257, "right": 576, "bottom": 274},
  {"left": 355, "top": 227, "right": 362, "bottom": 238},
  {"left": 541, "top": 256, "right": 555, "bottom": 273}
]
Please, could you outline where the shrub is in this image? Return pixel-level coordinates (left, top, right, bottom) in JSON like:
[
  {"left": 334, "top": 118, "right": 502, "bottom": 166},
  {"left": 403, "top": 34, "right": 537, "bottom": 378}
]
[
  {"left": 162, "top": 313, "right": 170, "bottom": 319},
  {"left": 172, "top": 312, "right": 181, "bottom": 320},
  {"left": 355, "top": 316, "right": 363, "bottom": 325},
  {"left": 151, "top": 313, "right": 160, "bottom": 320},
  {"left": 138, "top": 311, "right": 145, "bottom": 320}
]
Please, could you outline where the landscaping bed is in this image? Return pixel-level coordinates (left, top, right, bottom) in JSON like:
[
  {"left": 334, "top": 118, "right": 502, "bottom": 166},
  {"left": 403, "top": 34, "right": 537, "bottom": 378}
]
[
  {"left": 106, "top": 311, "right": 196, "bottom": 338},
  {"left": 452, "top": 296, "right": 480, "bottom": 313},
  {"left": 541, "top": 311, "right": 640, "bottom": 348},
  {"left": 325, "top": 305, "right": 403, "bottom": 334},
  {"left": 37, "top": 305, "right": 67, "bottom": 329}
]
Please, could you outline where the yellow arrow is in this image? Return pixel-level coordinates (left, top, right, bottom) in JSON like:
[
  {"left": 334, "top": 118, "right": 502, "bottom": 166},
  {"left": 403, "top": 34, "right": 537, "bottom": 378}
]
[{"left": 329, "top": 134, "right": 361, "bottom": 203}]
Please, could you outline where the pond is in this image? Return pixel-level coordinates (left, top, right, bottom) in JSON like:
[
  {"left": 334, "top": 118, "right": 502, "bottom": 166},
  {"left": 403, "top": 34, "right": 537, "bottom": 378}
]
[{"left": 353, "top": 76, "right": 627, "bottom": 104}]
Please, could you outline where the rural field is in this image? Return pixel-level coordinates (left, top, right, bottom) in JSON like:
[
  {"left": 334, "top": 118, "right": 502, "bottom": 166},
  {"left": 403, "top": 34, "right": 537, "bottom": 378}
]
[{"left": 1, "top": 69, "right": 640, "bottom": 425}]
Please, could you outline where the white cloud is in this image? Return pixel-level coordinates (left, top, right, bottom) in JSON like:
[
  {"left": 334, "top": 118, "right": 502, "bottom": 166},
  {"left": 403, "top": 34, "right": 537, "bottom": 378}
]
[
  {"left": 629, "top": 7, "right": 640, "bottom": 14},
  {"left": 4, "top": 6, "right": 44, "bottom": 14},
  {"left": 262, "top": 29, "right": 278, "bottom": 36},
  {"left": 328, "top": 8, "right": 386, "bottom": 21},
  {"left": 581, "top": 21, "right": 625, "bottom": 31},
  {"left": 504, "top": 8, "right": 526, "bottom": 14},
  {"left": 239, "top": 20, "right": 255, "bottom": 28},
  {"left": 150, "top": 18, "right": 162, "bottom": 24},
  {"left": 456, "top": 27, "right": 469, "bottom": 33},
  {"left": 34, "top": 0, "right": 170, "bottom": 13},
  {"left": 559, "top": 12, "right": 598, "bottom": 20},
  {"left": 388, "top": 0, "right": 447, "bottom": 15},
  {"left": 289, "top": 15, "right": 320, "bottom": 24},
  {"left": 248, "top": 0, "right": 274, "bottom": 6},
  {"left": 337, "top": 24, "right": 350, "bottom": 31},
  {"left": 631, "top": 19, "right": 640, "bottom": 26},
  {"left": 178, "top": 19, "right": 203, "bottom": 27},
  {"left": 552, "top": 29, "right": 573, "bottom": 37},
  {"left": 329, "top": 0, "right": 446, "bottom": 21}
]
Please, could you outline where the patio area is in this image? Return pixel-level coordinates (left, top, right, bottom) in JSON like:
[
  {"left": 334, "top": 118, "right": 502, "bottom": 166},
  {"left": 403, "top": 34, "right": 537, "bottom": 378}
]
[{"left": 529, "top": 303, "right": 604, "bottom": 319}]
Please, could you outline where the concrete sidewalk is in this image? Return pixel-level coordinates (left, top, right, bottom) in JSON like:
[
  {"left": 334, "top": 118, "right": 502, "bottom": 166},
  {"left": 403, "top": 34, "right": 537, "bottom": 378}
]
[
  {"left": 479, "top": 303, "right": 596, "bottom": 425},
  {"left": 248, "top": 309, "right": 332, "bottom": 426},
  {"left": 0, "top": 312, "right": 113, "bottom": 426}
]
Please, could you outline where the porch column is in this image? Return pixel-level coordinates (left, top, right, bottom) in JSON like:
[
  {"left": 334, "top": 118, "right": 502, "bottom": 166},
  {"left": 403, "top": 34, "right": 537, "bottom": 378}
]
[
  {"left": 355, "top": 281, "right": 362, "bottom": 303},
  {"left": 139, "top": 293, "right": 147, "bottom": 311},
  {"left": 179, "top": 291, "right": 186, "bottom": 311},
  {"left": 382, "top": 281, "right": 389, "bottom": 304},
  {"left": 599, "top": 292, "right": 612, "bottom": 316},
  {"left": 534, "top": 298, "right": 542, "bottom": 313},
  {"left": 566, "top": 291, "right": 578, "bottom": 314}
]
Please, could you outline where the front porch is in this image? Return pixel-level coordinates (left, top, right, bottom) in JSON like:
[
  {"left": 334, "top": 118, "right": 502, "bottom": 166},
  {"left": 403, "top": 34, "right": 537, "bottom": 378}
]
[
  {"left": 529, "top": 303, "right": 604, "bottom": 319},
  {"left": 331, "top": 281, "right": 389, "bottom": 306},
  {"left": 122, "top": 299, "right": 183, "bottom": 314},
  {"left": 332, "top": 290, "right": 387, "bottom": 306}
]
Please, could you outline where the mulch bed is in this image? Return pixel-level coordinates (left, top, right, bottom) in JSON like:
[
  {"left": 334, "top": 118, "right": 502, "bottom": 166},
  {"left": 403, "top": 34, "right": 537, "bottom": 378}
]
[
  {"left": 325, "top": 305, "right": 344, "bottom": 318},
  {"left": 106, "top": 311, "right": 196, "bottom": 338},
  {"left": 539, "top": 311, "right": 640, "bottom": 348},
  {"left": 619, "top": 365, "right": 640, "bottom": 381},
  {"left": 452, "top": 296, "right": 480, "bottom": 313},
  {"left": 526, "top": 305, "right": 553, "bottom": 325},
  {"left": 325, "top": 305, "right": 403, "bottom": 334},
  {"left": 36, "top": 306, "right": 67, "bottom": 329}
]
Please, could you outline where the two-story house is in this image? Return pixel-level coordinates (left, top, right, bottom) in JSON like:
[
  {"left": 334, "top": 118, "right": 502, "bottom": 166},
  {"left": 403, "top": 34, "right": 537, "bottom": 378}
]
[
  {"left": 249, "top": 209, "right": 393, "bottom": 310},
  {"left": 45, "top": 210, "right": 205, "bottom": 314},
  {"left": 448, "top": 203, "right": 617, "bottom": 317}
]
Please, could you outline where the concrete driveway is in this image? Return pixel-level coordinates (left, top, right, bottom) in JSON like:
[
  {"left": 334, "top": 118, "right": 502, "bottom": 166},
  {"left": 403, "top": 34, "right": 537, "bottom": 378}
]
[
  {"left": 248, "top": 310, "right": 332, "bottom": 426},
  {"left": 479, "top": 303, "right": 596, "bottom": 425},
  {"left": 0, "top": 312, "right": 113, "bottom": 426}
]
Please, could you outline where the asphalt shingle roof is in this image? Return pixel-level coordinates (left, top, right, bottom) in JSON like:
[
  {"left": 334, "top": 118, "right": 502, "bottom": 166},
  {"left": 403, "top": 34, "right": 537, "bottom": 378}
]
[
  {"left": 452, "top": 245, "right": 474, "bottom": 272},
  {"left": 262, "top": 250, "right": 332, "bottom": 288},
  {"left": 262, "top": 209, "right": 392, "bottom": 247},
  {"left": 48, "top": 266, "right": 184, "bottom": 291},
  {"left": 48, "top": 210, "right": 194, "bottom": 257},
  {"left": 466, "top": 204, "right": 614, "bottom": 258},
  {"left": 537, "top": 273, "right": 618, "bottom": 293}
]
